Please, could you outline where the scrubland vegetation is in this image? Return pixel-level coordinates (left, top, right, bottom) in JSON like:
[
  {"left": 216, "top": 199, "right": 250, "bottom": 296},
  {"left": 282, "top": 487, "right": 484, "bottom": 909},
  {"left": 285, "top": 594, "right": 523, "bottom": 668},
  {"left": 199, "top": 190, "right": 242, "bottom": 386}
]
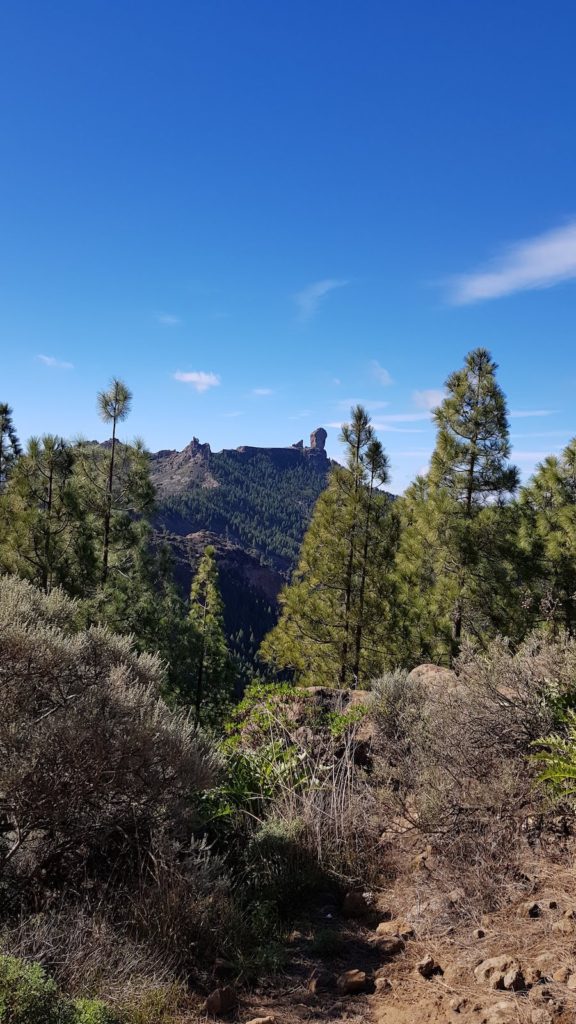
[{"left": 2, "top": 350, "right": 576, "bottom": 1022}]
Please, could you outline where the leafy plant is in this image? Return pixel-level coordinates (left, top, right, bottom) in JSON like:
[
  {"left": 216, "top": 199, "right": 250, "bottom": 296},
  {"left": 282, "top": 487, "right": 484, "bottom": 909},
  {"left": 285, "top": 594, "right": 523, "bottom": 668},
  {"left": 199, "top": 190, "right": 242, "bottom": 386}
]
[
  {"left": 70, "top": 999, "right": 119, "bottom": 1024},
  {"left": 532, "top": 709, "right": 576, "bottom": 797},
  {"left": 0, "top": 955, "right": 62, "bottom": 1024}
]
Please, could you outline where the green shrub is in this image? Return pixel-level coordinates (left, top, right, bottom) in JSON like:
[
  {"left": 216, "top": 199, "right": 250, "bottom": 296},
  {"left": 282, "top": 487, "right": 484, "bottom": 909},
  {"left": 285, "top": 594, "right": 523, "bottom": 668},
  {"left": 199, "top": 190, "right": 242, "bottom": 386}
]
[
  {"left": 70, "top": 999, "right": 119, "bottom": 1024},
  {"left": 0, "top": 955, "right": 62, "bottom": 1024}
]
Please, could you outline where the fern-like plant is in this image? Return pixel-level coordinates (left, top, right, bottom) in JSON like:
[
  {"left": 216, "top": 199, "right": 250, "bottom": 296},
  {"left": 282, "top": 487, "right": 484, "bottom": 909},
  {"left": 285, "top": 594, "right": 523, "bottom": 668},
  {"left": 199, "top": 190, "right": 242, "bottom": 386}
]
[{"left": 532, "top": 709, "right": 576, "bottom": 798}]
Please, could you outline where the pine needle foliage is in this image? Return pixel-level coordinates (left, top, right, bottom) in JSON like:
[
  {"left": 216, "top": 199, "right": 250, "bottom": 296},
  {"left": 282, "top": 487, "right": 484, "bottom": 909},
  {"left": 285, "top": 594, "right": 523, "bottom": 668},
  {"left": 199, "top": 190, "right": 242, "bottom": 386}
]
[
  {"left": 189, "top": 545, "right": 233, "bottom": 725},
  {"left": 520, "top": 438, "right": 576, "bottom": 634},
  {"left": 395, "top": 349, "right": 520, "bottom": 664},
  {"left": 0, "top": 402, "right": 21, "bottom": 485},
  {"left": 260, "top": 406, "right": 399, "bottom": 687}
]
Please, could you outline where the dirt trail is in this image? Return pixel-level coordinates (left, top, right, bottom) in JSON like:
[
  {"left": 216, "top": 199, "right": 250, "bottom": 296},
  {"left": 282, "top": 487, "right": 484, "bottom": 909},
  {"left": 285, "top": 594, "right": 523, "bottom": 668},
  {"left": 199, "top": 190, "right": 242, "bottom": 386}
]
[{"left": 230, "top": 865, "right": 576, "bottom": 1024}]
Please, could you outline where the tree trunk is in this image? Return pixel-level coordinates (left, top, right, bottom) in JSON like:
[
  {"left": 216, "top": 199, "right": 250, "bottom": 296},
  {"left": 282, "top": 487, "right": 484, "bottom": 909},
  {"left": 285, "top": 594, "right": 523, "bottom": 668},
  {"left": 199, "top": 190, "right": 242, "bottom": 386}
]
[
  {"left": 194, "top": 600, "right": 208, "bottom": 726},
  {"left": 352, "top": 472, "right": 375, "bottom": 684},
  {"left": 101, "top": 417, "right": 117, "bottom": 583}
]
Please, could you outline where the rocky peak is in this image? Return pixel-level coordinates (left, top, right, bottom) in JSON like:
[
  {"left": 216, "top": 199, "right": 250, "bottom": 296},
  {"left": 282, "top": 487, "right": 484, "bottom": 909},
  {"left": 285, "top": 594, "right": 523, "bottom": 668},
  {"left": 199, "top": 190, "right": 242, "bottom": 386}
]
[
  {"left": 182, "top": 437, "right": 211, "bottom": 460},
  {"left": 309, "top": 427, "right": 327, "bottom": 452}
]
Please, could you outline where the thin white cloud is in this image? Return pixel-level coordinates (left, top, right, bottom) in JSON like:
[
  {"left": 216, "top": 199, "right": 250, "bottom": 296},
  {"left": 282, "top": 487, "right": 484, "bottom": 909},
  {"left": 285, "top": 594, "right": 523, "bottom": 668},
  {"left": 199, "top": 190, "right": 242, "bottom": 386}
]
[
  {"left": 371, "top": 360, "right": 394, "bottom": 386},
  {"left": 173, "top": 370, "right": 220, "bottom": 393},
  {"left": 327, "top": 419, "right": 424, "bottom": 434},
  {"left": 294, "top": 279, "right": 348, "bottom": 320},
  {"left": 252, "top": 388, "right": 274, "bottom": 396},
  {"left": 156, "top": 312, "right": 181, "bottom": 326},
  {"left": 332, "top": 377, "right": 342, "bottom": 386},
  {"left": 223, "top": 411, "right": 243, "bottom": 418},
  {"left": 412, "top": 388, "right": 445, "bottom": 411},
  {"left": 510, "top": 409, "right": 557, "bottom": 419},
  {"left": 448, "top": 221, "right": 576, "bottom": 305},
  {"left": 371, "top": 423, "right": 426, "bottom": 434},
  {"left": 289, "top": 410, "right": 312, "bottom": 419},
  {"left": 37, "top": 354, "right": 73, "bottom": 369}
]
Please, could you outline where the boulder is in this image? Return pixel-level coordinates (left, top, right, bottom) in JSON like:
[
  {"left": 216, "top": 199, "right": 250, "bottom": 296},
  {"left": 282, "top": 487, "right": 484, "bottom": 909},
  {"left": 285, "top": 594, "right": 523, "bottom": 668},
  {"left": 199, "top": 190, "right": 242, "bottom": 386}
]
[
  {"left": 343, "top": 890, "right": 372, "bottom": 918},
  {"left": 336, "top": 969, "right": 368, "bottom": 994},
  {"left": 474, "top": 956, "right": 518, "bottom": 990},
  {"left": 375, "top": 936, "right": 406, "bottom": 958},
  {"left": 376, "top": 918, "right": 415, "bottom": 940},
  {"left": 502, "top": 967, "right": 525, "bottom": 991},
  {"left": 205, "top": 986, "right": 238, "bottom": 1017},
  {"left": 480, "top": 1002, "right": 518, "bottom": 1024},
  {"left": 416, "top": 954, "right": 443, "bottom": 979},
  {"left": 407, "top": 663, "right": 459, "bottom": 693}
]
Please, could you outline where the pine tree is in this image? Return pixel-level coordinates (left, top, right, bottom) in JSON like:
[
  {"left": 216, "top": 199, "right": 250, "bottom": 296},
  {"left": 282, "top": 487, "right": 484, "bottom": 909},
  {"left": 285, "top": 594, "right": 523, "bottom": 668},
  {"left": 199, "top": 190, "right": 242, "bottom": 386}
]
[
  {"left": 260, "top": 406, "right": 399, "bottom": 687},
  {"left": 520, "top": 439, "right": 576, "bottom": 634},
  {"left": 0, "top": 403, "right": 21, "bottom": 486},
  {"left": 0, "top": 435, "right": 94, "bottom": 593},
  {"left": 95, "top": 532, "right": 201, "bottom": 701},
  {"left": 189, "top": 545, "right": 233, "bottom": 726},
  {"left": 397, "top": 349, "right": 520, "bottom": 663},
  {"left": 97, "top": 378, "right": 133, "bottom": 583},
  {"left": 76, "top": 387, "right": 153, "bottom": 588}
]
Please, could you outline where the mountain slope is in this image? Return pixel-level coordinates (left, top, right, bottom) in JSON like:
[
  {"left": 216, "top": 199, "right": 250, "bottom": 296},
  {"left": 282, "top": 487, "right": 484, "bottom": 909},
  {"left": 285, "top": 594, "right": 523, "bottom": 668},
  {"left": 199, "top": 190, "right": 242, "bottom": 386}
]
[
  {"left": 151, "top": 429, "right": 333, "bottom": 572},
  {"left": 150, "top": 429, "right": 334, "bottom": 681}
]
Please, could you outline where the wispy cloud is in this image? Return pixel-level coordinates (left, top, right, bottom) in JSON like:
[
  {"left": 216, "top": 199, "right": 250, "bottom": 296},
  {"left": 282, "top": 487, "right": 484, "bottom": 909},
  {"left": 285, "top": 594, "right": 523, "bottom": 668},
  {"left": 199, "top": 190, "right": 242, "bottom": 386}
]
[
  {"left": 371, "top": 422, "right": 426, "bottom": 434},
  {"left": 510, "top": 409, "right": 557, "bottom": 419},
  {"left": 173, "top": 370, "right": 220, "bottom": 392},
  {"left": 156, "top": 312, "right": 181, "bottom": 326},
  {"left": 37, "top": 354, "right": 73, "bottom": 369},
  {"left": 294, "top": 279, "right": 348, "bottom": 320},
  {"left": 289, "top": 410, "right": 312, "bottom": 419},
  {"left": 371, "top": 360, "right": 394, "bottom": 386},
  {"left": 412, "top": 388, "right": 444, "bottom": 411},
  {"left": 327, "top": 419, "right": 424, "bottom": 434},
  {"left": 223, "top": 410, "right": 243, "bottom": 418},
  {"left": 448, "top": 221, "right": 576, "bottom": 305},
  {"left": 252, "top": 388, "right": 274, "bottom": 396}
]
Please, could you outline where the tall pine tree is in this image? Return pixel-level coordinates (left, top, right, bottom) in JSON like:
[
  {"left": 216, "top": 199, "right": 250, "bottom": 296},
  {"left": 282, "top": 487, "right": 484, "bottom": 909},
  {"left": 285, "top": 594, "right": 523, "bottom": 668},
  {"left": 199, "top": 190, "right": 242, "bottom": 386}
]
[
  {"left": 189, "top": 545, "right": 233, "bottom": 726},
  {"left": 396, "top": 349, "right": 520, "bottom": 663},
  {"left": 520, "top": 438, "right": 576, "bottom": 634},
  {"left": 97, "top": 378, "right": 134, "bottom": 583},
  {"left": 260, "top": 406, "right": 399, "bottom": 687}
]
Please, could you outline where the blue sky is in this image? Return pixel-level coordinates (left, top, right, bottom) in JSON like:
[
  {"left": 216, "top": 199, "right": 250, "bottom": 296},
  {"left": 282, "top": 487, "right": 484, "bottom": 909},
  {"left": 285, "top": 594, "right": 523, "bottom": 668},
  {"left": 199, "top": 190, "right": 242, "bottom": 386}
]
[{"left": 2, "top": 0, "right": 576, "bottom": 492}]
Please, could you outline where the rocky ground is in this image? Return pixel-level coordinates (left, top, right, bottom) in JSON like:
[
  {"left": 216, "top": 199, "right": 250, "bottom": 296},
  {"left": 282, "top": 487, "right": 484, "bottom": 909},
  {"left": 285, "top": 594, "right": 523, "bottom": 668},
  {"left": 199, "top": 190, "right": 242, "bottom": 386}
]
[{"left": 210, "top": 869, "right": 576, "bottom": 1024}]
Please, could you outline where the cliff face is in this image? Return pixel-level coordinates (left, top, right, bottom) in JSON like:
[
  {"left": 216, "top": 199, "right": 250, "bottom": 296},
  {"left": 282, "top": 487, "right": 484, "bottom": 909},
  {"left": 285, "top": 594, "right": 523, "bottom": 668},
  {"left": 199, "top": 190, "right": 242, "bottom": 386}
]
[
  {"left": 149, "top": 430, "right": 334, "bottom": 675},
  {"left": 150, "top": 428, "right": 330, "bottom": 496}
]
